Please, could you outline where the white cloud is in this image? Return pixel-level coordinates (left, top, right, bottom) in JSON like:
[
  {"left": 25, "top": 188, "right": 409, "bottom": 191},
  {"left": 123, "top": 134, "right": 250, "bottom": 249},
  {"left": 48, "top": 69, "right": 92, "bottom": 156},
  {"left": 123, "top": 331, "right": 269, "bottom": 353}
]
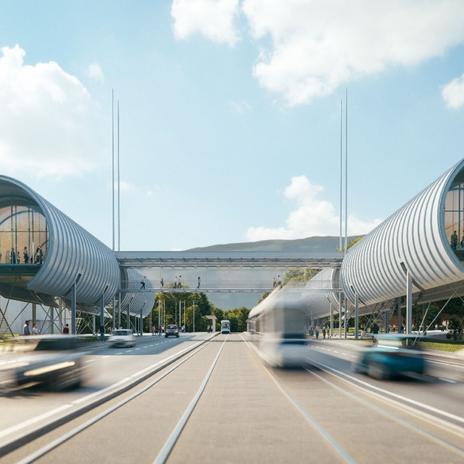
[
  {"left": 246, "top": 175, "right": 381, "bottom": 241},
  {"left": 171, "top": 0, "right": 464, "bottom": 105},
  {"left": 229, "top": 99, "right": 252, "bottom": 113},
  {"left": 87, "top": 62, "right": 104, "bottom": 83},
  {"left": 171, "top": 0, "right": 240, "bottom": 45},
  {"left": 116, "top": 180, "right": 158, "bottom": 198},
  {"left": 442, "top": 73, "right": 464, "bottom": 109},
  {"left": 0, "top": 45, "right": 101, "bottom": 178}
]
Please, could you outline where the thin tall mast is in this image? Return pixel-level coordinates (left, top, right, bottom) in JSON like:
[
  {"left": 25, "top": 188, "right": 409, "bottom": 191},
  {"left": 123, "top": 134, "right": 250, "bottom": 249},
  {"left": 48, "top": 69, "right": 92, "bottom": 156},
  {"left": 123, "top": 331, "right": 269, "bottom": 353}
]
[
  {"left": 117, "top": 100, "right": 121, "bottom": 252},
  {"left": 344, "top": 88, "right": 348, "bottom": 254},
  {"left": 339, "top": 99, "right": 343, "bottom": 253},
  {"left": 111, "top": 89, "right": 115, "bottom": 251}
]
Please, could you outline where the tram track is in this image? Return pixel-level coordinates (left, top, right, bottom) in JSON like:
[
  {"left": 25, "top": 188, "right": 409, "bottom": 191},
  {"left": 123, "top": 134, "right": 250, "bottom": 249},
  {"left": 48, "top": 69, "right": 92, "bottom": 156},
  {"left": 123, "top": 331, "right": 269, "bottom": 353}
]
[
  {"left": 1, "top": 334, "right": 219, "bottom": 463},
  {"left": 240, "top": 335, "right": 356, "bottom": 464},
  {"left": 241, "top": 335, "right": 464, "bottom": 463}
]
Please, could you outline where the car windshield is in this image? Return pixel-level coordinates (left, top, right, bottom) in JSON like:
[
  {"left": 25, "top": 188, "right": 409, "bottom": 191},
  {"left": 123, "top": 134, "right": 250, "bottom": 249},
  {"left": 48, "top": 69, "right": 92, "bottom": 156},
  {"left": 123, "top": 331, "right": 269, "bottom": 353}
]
[
  {"left": 167, "top": 325, "right": 177, "bottom": 329},
  {"left": 113, "top": 330, "right": 131, "bottom": 336}
]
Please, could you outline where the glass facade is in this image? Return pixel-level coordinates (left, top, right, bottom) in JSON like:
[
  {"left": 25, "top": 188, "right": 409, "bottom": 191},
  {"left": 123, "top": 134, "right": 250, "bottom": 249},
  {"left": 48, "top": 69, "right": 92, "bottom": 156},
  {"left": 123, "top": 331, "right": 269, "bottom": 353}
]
[
  {"left": 0, "top": 205, "right": 47, "bottom": 265},
  {"left": 444, "top": 181, "right": 464, "bottom": 261}
]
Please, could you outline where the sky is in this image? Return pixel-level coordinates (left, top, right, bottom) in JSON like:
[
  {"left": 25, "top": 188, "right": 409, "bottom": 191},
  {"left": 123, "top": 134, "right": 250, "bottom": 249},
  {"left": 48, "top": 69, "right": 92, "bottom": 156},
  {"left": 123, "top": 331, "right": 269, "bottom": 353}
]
[{"left": 0, "top": 0, "right": 464, "bottom": 251}]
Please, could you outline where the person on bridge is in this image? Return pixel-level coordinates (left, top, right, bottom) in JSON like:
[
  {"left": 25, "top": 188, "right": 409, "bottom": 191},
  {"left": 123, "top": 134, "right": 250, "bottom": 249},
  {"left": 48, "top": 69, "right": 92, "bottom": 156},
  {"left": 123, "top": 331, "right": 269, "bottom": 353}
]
[
  {"left": 63, "top": 324, "right": 70, "bottom": 334},
  {"left": 160, "top": 278, "right": 164, "bottom": 288},
  {"left": 140, "top": 280, "right": 146, "bottom": 290},
  {"left": 450, "top": 230, "right": 458, "bottom": 250},
  {"left": 10, "top": 248, "right": 16, "bottom": 264},
  {"left": 23, "top": 246, "right": 29, "bottom": 264},
  {"left": 197, "top": 276, "right": 201, "bottom": 289},
  {"left": 32, "top": 323, "right": 40, "bottom": 335},
  {"left": 23, "top": 320, "right": 31, "bottom": 336},
  {"left": 322, "top": 327, "right": 326, "bottom": 339}
]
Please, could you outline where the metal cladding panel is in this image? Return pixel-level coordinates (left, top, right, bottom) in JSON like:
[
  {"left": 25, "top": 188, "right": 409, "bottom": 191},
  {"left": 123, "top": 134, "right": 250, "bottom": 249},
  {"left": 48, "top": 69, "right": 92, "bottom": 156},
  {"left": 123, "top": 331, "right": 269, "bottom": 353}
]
[
  {"left": 0, "top": 176, "right": 120, "bottom": 306},
  {"left": 303, "top": 268, "right": 340, "bottom": 318},
  {"left": 120, "top": 268, "right": 154, "bottom": 317},
  {"left": 341, "top": 160, "right": 464, "bottom": 307}
]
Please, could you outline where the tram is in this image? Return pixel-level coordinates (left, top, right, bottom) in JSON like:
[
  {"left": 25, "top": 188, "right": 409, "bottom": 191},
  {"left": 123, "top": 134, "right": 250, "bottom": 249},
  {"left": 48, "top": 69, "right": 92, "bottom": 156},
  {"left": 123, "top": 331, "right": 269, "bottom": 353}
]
[
  {"left": 247, "top": 289, "right": 309, "bottom": 368},
  {"left": 220, "top": 319, "right": 231, "bottom": 334}
]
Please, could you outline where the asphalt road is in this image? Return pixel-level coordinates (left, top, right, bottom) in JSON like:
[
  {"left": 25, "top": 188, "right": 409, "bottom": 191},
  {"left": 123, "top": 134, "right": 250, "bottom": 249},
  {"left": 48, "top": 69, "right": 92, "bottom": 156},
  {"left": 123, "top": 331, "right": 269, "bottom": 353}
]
[
  {"left": 2, "top": 334, "right": 464, "bottom": 464},
  {"left": 0, "top": 333, "right": 209, "bottom": 440}
]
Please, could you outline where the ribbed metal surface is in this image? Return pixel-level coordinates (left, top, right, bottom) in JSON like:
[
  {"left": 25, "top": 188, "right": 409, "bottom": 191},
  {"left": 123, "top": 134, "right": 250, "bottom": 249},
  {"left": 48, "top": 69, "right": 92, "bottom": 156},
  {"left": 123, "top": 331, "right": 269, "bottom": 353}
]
[
  {"left": 341, "top": 160, "right": 464, "bottom": 307},
  {"left": 304, "top": 268, "right": 340, "bottom": 318},
  {"left": 119, "top": 268, "right": 154, "bottom": 317},
  {"left": 0, "top": 176, "right": 120, "bottom": 307}
]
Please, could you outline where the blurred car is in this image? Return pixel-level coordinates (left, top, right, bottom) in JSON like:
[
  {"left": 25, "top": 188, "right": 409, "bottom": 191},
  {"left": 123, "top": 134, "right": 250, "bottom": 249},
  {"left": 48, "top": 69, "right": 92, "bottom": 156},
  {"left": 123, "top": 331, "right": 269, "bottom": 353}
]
[
  {"left": 165, "top": 324, "right": 179, "bottom": 338},
  {"left": 108, "top": 329, "right": 136, "bottom": 348},
  {"left": 0, "top": 335, "right": 88, "bottom": 391},
  {"left": 353, "top": 334, "right": 427, "bottom": 380}
]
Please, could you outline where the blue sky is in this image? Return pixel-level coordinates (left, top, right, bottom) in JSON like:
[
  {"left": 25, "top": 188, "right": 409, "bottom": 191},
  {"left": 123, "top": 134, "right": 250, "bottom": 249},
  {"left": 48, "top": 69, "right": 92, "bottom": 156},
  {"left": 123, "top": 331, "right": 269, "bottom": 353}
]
[{"left": 0, "top": 0, "right": 464, "bottom": 250}]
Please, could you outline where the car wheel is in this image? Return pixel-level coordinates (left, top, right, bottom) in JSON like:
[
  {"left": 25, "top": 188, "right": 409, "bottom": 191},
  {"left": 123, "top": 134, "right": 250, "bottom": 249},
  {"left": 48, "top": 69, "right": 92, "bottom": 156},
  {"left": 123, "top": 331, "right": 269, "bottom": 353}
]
[{"left": 368, "top": 361, "right": 389, "bottom": 380}]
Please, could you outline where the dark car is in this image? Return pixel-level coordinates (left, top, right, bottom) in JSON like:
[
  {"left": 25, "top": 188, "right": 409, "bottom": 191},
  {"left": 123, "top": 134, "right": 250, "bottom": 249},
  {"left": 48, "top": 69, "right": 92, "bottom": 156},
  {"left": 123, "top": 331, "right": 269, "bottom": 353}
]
[
  {"left": 353, "top": 334, "right": 427, "bottom": 380},
  {"left": 0, "top": 335, "right": 88, "bottom": 391},
  {"left": 165, "top": 324, "right": 179, "bottom": 338}
]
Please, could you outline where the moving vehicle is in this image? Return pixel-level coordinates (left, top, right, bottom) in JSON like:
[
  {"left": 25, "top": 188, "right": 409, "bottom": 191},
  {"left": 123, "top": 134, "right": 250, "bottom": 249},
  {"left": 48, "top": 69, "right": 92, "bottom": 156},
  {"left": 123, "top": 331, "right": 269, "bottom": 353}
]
[
  {"left": 248, "top": 289, "right": 309, "bottom": 368},
  {"left": 221, "top": 319, "right": 231, "bottom": 334},
  {"left": 0, "top": 335, "right": 88, "bottom": 391},
  {"left": 108, "top": 329, "right": 136, "bottom": 348},
  {"left": 353, "top": 334, "right": 427, "bottom": 380},
  {"left": 165, "top": 324, "right": 179, "bottom": 338}
]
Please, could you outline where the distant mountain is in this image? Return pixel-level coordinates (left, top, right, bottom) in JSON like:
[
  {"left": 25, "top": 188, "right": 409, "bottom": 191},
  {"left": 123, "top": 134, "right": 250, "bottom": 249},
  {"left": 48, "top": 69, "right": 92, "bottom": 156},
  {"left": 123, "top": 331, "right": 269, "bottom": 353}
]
[{"left": 187, "top": 236, "right": 361, "bottom": 253}]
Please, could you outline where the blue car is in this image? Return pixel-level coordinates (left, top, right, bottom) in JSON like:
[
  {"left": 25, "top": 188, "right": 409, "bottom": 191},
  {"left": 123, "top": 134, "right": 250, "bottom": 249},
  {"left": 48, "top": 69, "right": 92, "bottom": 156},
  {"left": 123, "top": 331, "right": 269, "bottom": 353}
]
[{"left": 354, "top": 335, "right": 427, "bottom": 380}]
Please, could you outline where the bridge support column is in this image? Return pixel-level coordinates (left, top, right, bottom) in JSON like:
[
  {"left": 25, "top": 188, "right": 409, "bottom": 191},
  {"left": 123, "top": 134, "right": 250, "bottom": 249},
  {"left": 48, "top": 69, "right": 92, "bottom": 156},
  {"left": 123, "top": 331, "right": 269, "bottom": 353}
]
[
  {"left": 71, "top": 281, "right": 77, "bottom": 335},
  {"left": 32, "top": 303, "right": 36, "bottom": 326},
  {"left": 50, "top": 306, "right": 54, "bottom": 334},
  {"left": 344, "top": 296, "right": 348, "bottom": 339},
  {"left": 406, "top": 270, "right": 413, "bottom": 334},
  {"left": 338, "top": 292, "right": 342, "bottom": 339},
  {"left": 329, "top": 303, "right": 333, "bottom": 339},
  {"left": 354, "top": 292, "right": 359, "bottom": 340},
  {"left": 99, "top": 290, "right": 106, "bottom": 340},
  {"left": 384, "top": 310, "right": 389, "bottom": 333},
  {"left": 140, "top": 308, "right": 143, "bottom": 336},
  {"left": 92, "top": 314, "right": 96, "bottom": 335},
  {"left": 118, "top": 291, "right": 121, "bottom": 328}
]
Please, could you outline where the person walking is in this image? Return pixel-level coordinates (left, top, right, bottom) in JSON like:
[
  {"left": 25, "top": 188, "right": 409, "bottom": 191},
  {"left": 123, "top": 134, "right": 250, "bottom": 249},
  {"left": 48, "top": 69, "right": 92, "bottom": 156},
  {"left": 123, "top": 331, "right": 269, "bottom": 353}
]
[
  {"left": 160, "top": 278, "right": 164, "bottom": 288},
  {"left": 10, "top": 248, "right": 16, "bottom": 264},
  {"left": 63, "top": 323, "right": 70, "bottom": 334},
  {"left": 23, "top": 246, "right": 29, "bottom": 264},
  {"left": 23, "top": 320, "right": 31, "bottom": 336},
  {"left": 32, "top": 323, "right": 40, "bottom": 335},
  {"left": 197, "top": 276, "right": 201, "bottom": 289},
  {"left": 451, "top": 230, "right": 458, "bottom": 250},
  {"left": 322, "top": 327, "right": 326, "bottom": 339}
]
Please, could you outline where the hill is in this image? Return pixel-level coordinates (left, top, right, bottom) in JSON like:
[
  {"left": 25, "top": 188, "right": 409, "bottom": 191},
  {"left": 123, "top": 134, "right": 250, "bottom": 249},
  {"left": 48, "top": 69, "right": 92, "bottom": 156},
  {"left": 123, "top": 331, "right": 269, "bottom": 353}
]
[{"left": 187, "top": 236, "right": 360, "bottom": 253}]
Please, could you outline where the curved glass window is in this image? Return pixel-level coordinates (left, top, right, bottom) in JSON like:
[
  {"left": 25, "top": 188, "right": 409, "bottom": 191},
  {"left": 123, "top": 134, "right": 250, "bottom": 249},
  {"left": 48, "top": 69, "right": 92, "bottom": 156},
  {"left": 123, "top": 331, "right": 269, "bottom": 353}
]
[
  {"left": 444, "top": 179, "right": 464, "bottom": 261},
  {"left": 0, "top": 205, "right": 48, "bottom": 265}
]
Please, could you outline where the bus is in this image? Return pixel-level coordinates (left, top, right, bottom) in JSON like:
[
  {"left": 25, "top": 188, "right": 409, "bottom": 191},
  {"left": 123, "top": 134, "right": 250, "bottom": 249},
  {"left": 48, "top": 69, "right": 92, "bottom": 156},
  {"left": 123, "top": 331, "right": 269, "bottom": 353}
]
[{"left": 220, "top": 319, "right": 231, "bottom": 334}]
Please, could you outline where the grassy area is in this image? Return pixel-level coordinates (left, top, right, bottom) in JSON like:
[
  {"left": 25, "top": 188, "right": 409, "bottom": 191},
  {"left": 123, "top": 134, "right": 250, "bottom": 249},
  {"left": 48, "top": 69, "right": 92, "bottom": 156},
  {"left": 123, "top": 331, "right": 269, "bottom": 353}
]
[{"left": 420, "top": 341, "right": 464, "bottom": 353}]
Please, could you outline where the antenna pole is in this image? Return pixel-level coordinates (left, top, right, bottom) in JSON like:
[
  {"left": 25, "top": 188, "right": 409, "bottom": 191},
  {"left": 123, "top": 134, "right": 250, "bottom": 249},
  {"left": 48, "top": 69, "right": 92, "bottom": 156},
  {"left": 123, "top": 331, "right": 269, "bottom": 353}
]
[
  {"left": 344, "top": 88, "right": 348, "bottom": 254},
  {"left": 111, "top": 89, "right": 115, "bottom": 251},
  {"left": 339, "top": 99, "right": 343, "bottom": 253},
  {"left": 117, "top": 100, "right": 121, "bottom": 252}
]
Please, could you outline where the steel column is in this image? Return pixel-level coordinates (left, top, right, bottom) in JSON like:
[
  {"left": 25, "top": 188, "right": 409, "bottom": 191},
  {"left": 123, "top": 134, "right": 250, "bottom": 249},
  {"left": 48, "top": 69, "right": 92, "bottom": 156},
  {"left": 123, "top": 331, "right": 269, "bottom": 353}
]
[{"left": 406, "top": 270, "right": 413, "bottom": 334}]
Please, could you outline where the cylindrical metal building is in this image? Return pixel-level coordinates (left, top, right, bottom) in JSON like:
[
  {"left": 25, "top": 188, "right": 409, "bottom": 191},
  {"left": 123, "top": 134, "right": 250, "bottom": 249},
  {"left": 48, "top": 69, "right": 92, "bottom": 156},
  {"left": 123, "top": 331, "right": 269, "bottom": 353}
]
[
  {"left": 0, "top": 176, "right": 120, "bottom": 307},
  {"left": 341, "top": 159, "right": 464, "bottom": 307}
]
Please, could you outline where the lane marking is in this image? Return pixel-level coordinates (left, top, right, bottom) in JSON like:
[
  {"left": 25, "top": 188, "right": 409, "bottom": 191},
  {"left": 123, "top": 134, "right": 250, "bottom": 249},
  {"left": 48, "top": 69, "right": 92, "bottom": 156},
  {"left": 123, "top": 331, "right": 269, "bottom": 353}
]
[
  {"left": 0, "top": 341, "right": 206, "bottom": 441},
  {"left": 240, "top": 336, "right": 355, "bottom": 464},
  {"left": 153, "top": 338, "right": 227, "bottom": 464},
  {"left": 15, "top": 341, "right": 213, "bottom": 464},
  {"left": 305, "top": 366, "right": 464, "bottom": 458},
  {"left": 308, "top": 358, "right": 464, "bottom": 435}
]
